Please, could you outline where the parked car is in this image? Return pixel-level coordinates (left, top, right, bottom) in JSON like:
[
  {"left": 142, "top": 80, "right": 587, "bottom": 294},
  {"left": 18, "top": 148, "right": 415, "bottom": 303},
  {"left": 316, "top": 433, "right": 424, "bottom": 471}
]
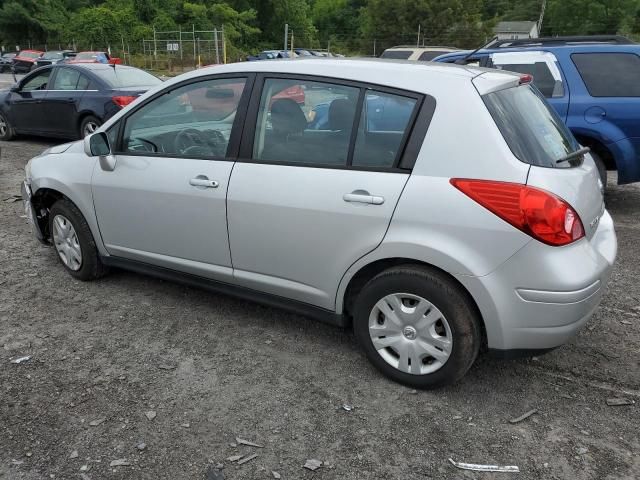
[
  {"left": 247, "top": 50, "right": 294, "bottom": 61},
  {"left": 380, "top": 45, "right": 460, "bottom": 61},
  {"left": 0, "top": 52, "right": 17, "bottom": 72},
  {"left": 67, "top": 51, "right": 122, "bottom": 65},
  {"left": 433, "top": 35, "right": 640, "bottom": 185},
  {"left": 0, "top": 63, "right": 161, "bottom": 140},
  {"left": 34, "top": 50, "right": 77, "bottom": 68},
  {"left": 12, "top": 50, "right": 44, "bottom": 73},
  {"left": 20, "top": 59, "right": 616, "bottom": 389}
]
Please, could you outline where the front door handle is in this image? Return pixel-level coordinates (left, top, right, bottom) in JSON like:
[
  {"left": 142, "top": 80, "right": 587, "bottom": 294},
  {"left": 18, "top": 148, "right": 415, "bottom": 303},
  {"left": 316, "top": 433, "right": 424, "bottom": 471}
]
[
  {"left": 189, "top": 177, "right": 219, "bottom": 188},
  {"left": 343, "top": 191, "right": 385, "bottom": 205}
]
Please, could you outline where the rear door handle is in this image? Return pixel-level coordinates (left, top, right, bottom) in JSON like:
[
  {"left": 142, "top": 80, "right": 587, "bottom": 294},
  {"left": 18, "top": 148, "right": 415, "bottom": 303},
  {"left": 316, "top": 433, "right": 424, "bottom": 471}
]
[
  {"left": 189, "top": 177, "right": 219, "bottom": 188},
  {"left": 343, "top": 191, "right": 385, "bottom": 205}
]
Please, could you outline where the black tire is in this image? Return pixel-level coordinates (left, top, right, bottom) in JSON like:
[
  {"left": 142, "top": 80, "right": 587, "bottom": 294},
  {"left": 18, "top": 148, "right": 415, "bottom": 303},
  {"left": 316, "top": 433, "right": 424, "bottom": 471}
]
[
  {"left": 353, "top": 265, "right": 481, "bottom": 389},
  {"left": 0, "top": 110, "right": 16, "bottom": 141},
  {"left": 591, "top": 151, "right": 607, "bottom": 191},
  {"left": 79, "top": 115, "right": 101, "bottom": 139},
  {"left": 49, "top": 199, "right": 107, "bottom": 281}
]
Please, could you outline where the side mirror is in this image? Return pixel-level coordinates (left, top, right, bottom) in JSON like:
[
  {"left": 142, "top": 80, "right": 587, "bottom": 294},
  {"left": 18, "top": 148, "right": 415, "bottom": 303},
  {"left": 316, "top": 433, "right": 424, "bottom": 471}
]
[{"left": 84, "top": 132, "right": 116, "bottom": 171}]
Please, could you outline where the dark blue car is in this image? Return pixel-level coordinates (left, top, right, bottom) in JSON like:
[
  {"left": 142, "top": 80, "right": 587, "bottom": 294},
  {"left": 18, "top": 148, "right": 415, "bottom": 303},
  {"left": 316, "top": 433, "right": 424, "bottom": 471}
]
[
  {"left": 0, "top": 63, "right": 161, "bottom": 140},
  {"left": 434, "top": 36, "right": 640, "bottom": 185}
]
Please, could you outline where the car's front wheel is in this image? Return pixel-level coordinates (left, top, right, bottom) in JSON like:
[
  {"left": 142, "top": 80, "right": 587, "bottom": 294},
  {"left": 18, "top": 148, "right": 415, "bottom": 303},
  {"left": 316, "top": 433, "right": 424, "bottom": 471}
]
[
  {"left": 49, "top": 199, "right": 107, "bottom": 281},
  {"left": 353, "top": 265, "right": 481, "bottom": 389}
]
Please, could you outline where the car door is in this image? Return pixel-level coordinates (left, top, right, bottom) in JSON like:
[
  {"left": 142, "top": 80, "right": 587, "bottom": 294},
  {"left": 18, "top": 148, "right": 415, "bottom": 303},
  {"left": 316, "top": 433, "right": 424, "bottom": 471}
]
[
  {"left": 91, "top": 75, "right": 252, "bottom": 281},
  {"left": 44, "top": 66, "right": 91, "bottom": 136},
  {"left": 8, "top": 68, "right": 53, "bottom": 133},
  {"left": 227, "top": 75, "right": 423, "bottom": 310},
  {"left": 488, "top": 51, "right": 569, "bottom": 121}
]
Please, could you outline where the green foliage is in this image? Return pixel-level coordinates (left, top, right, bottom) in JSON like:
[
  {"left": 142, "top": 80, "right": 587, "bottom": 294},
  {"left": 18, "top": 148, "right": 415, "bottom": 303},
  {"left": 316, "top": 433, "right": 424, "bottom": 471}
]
[{"left": 1, "top": 0, "right": 640, "bottom": 57}]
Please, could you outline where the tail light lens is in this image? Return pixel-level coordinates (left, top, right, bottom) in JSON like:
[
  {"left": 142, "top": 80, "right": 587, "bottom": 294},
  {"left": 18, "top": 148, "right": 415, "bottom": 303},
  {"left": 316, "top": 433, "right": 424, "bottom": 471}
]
[
  {"left": 112, "top": 95, "right": 137, "bottom": 108},
  {"left": 451, "top": 179, "right": 585, "bottom": 246}
]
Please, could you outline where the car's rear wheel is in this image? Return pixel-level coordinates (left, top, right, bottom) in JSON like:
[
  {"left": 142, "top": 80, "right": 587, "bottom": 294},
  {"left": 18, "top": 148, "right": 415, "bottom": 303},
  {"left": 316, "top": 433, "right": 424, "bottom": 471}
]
[
  {"left": 80, "top": 116, "right": 101, "bottom": 139},
  {"left": 353, "top": 265, "right": 481, "bottom": 389},
  {"left": 49, "top": 199, "right": 107, "bottom": 281},
  {"left": 0, "top": 111, "right": 16, "bottom": 141}
]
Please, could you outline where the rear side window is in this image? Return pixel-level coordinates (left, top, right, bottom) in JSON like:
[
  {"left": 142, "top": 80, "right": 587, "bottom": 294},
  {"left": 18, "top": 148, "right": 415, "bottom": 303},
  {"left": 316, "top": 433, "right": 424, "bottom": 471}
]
[
  {"left": 483, "top": 85, "right": 578, "bottom": 168},
  {"left": 417, "top": 51, "right": 443, "bottom": 61},
  {"left": 352, "top": 91, "right": 417, "bottom": 168},
  {"left": 572, "top": 53, "right": 640, "bottom": 97},
  {"left": 380, "top": 50, "right": 412, "bottom": 60}
]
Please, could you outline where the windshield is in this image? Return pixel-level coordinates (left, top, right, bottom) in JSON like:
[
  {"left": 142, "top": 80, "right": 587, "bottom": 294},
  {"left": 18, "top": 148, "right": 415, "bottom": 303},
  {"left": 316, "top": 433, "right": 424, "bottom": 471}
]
[
  {"left": 94, "top": 67, "right": 162, "bottom": 88},
  {"left": 20, "top": 52, "right": 41, "bottom": 59},
  {"left": 76, "top": 52, "right": 101, "bottom": 60},
  {"left": 483, "top": 84, "right": 579, "bottom": 168}
]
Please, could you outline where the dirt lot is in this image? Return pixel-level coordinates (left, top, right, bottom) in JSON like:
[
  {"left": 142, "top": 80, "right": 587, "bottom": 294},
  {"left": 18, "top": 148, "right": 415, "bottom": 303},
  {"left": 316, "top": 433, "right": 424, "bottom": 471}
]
[{"left": 1, "top": 138, "right": 639, "bottom": 480}]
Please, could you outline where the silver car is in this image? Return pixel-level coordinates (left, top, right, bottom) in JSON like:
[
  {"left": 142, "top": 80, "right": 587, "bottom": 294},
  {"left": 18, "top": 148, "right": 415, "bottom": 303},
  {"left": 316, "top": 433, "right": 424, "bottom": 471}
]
[{"left": 21, "top": 59, "right": 617, "bottom": 388}]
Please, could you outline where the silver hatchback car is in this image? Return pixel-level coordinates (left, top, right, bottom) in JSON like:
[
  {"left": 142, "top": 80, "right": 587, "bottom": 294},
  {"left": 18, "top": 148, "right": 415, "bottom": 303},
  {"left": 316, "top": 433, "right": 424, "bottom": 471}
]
[{"left": 22, "top": 59, "right": 617, "bottom": 388}]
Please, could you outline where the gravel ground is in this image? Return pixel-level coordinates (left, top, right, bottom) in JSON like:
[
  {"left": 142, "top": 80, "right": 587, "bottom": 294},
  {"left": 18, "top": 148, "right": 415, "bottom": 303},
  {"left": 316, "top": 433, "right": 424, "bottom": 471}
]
[{"left": 1, "top": 138, "right": 639, "bottom": 480}]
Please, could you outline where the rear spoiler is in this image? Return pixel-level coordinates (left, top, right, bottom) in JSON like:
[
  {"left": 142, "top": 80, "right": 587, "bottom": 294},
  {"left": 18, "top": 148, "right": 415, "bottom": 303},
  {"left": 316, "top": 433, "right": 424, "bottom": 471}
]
[{"left": 472, "top": 71, "right": 532, "bottom": 96}]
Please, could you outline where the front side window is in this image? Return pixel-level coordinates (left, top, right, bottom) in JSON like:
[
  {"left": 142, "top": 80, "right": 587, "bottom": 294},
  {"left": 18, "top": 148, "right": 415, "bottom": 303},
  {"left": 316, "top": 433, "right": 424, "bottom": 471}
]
[
  {"left": 352, "top": 91, "right": 417, "bottom": 168},
  {"left": 51, "top": 68, "right": 82, "bottom": 90},
  {"left": 491, "top": 52, "right": 565, "bottom": 98},
  {"left": 122, "top": 77, "right": 246, "bottom": 158},
  {"left": 253, "top": 78, "right": 359, "bottom": 166},
  {"left": 572, "top": 52, "right": 640, "bottom": 97},
  {"left": 21, "top": 70, "right": 51, "bottom": 91},
  {"left": 483, "top": 84, "right": 578, "bottom": 168}
]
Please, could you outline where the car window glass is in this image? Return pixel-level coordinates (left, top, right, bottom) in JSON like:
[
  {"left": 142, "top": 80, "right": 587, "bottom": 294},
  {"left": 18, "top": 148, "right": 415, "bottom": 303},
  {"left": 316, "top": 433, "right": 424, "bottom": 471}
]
[
  {"left": 352, "top": 91, "right": 417, "bottom": 168},
  {"left": 380, "top": 50, "right": 412, "bottom": 60},
  {"left": 491, "top": 52, "right": 564, "bottom": 98},
  {"left": 418, "top": 51, "right": 442, "bottom": 61},
  {"left": 253, "top": 78, "right": 359, "bottom": 166},
  {"left": 122, "top": 77, "right": 246, "bottom": 158},
  {"left": 76, "top": 73, "right": 91, "bottom": 90},
  {"left": 21, "top": 70, "right": 51, "bottom": 91},
  {"left": 572, "top": 52, "right": 640, "bottom": 97},
  {"left": 51, "top": 68, "right": 82, "bottom": 90}
]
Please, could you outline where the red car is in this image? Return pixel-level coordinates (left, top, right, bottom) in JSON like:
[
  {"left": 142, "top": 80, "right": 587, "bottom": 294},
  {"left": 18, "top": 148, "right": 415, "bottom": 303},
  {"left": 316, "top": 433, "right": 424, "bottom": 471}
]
[
  {"left": 67, "top": 51, "right": 122, "bottom": 65},
  {"left": 12, "top": 50, "right": 44, "bottom": 73}
]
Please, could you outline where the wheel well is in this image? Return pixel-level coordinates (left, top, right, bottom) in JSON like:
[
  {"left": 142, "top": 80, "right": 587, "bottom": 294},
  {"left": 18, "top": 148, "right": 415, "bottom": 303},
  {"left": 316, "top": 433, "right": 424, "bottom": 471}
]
[
  {"left": 343, "top": 258, "right": 488, "bottom": 349},
  {"left": 575, "top": 135, "right": 616, "bottom": 170},
  {"left": 31, "top": 188, "right": 65, "bottom": 240}
]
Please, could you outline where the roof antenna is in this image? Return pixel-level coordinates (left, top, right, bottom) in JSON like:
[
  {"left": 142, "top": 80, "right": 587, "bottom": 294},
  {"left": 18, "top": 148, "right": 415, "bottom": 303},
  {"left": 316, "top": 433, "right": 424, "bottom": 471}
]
[{"left": 455, "top": 36, "right": 498, "bottom": 65}]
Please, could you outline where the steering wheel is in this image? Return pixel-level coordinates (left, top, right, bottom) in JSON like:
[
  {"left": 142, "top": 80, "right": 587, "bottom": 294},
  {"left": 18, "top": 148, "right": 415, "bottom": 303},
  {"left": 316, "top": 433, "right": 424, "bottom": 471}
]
[{"left": 174, "top": 128, "right": 212, "bottom": 156}]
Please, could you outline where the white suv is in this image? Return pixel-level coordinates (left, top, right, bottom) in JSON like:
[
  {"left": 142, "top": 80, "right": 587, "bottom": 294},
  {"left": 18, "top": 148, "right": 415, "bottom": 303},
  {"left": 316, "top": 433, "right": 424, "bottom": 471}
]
[{"left": 22, "top": 59, "right": 616, "bottom": 388}]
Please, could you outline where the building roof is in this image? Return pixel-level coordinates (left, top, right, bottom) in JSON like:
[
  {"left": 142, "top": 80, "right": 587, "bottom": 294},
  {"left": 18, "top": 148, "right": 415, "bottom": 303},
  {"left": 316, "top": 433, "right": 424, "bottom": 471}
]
[{"left": 495, "top": 21, "right": 538, "bottom": 33}]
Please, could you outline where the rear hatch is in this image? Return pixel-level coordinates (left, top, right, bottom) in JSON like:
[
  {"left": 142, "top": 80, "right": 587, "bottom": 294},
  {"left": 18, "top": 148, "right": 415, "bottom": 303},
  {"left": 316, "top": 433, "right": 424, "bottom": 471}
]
[{"left": 477, "top": 74, "right": 605, "bottom": 240}]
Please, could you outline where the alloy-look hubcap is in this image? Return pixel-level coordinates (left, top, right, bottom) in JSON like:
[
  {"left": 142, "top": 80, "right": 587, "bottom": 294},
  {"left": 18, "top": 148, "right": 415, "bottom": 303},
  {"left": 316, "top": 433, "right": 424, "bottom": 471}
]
[
  {"left": 368, "top": 293, "right": 453, "bottom": 375},
  {"left": 52, "top": 214, "right": 83, "bottom": 271},
  {"left": 84, "top": 122, "right": 98, "bottom": 137},
  {"left": 0, "top": 115, "right": 7, "bottom": 136}
]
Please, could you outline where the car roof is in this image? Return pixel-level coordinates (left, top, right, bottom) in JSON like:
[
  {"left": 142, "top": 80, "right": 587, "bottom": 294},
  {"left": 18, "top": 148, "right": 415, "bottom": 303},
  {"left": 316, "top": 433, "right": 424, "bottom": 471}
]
[
  {"left": 385, "top": 46, "right": 460, "bottom": 51},
  {"left": 66, "top": 63, "right": 136, "bottom": 71},
  {"left": 436, "top": 43, "right": 640, "bottom": 60},
  {"left": 168, "top": 58, "right": 511, "bottom": 95}
]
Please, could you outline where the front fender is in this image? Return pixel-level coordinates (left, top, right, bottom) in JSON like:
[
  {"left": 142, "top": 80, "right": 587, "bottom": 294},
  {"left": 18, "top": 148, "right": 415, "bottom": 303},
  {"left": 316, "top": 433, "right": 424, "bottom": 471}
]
[{"left": 29, "top": 146, "right": 107, "bottom": 255}]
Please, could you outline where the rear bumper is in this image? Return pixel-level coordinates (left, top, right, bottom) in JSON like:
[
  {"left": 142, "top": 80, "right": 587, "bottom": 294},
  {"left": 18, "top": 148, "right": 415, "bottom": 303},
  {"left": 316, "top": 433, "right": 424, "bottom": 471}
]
[{"left": 457, "top": 210, "right": 617, "bottom": 351}]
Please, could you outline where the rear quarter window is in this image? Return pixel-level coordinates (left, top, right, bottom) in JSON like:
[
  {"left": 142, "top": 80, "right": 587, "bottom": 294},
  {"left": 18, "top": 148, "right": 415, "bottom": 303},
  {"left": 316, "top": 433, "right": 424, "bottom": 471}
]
[{"left": 572, "top": 52, "right": 640, "bottom": 97}]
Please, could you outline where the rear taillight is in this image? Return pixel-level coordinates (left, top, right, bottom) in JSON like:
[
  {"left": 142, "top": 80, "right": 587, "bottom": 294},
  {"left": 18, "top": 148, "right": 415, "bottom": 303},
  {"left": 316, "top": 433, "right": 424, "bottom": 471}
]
[
  {"left": 112, "top": 95, "right": 137, "bottom": 108},
  {"left": 451, "top": 179, "right": 585, "bottom": 246},
  {"left": 519, "top": 74, "right": 533, "bottom": 85}
]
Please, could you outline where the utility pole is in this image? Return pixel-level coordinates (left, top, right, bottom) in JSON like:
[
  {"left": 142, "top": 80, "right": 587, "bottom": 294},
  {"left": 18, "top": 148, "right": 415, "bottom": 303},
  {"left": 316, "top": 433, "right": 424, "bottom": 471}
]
[
  {"left": 284, "top": 24, "right": 288, "bottom": 51},
  {"left": 373, "top": 38, "right": 376, "bottom": 57},
  {"left": 153, "top": 27, "right": 157, "bottom": 58},
  {"left": 222, "top": 25, "right": 226, "bottom": 64},
  {"left": 537, "top": 0, "right": 547, "bottom": 36},
  {"left": 214, "top": 27, "right": 220, "bottom": 64},
  {"left": 417, "top": 24, "right": 421, "bottom": 47}
]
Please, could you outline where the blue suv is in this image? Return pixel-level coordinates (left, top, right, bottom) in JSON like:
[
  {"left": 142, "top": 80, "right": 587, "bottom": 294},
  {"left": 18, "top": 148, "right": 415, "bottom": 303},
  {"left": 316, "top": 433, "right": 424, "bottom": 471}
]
[{"left": 433, "top": 36, "right": 640, "bottom": 185}]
